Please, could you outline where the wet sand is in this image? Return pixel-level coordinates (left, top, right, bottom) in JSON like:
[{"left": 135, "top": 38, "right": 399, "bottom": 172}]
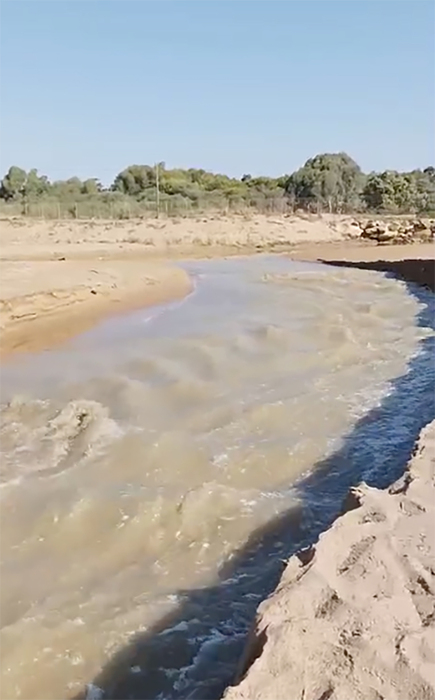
[{"left": 0, "top": 258, "right": 191, "bottom": 358}]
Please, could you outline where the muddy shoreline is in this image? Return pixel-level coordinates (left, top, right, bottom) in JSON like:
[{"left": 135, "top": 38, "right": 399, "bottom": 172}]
[
  {"left": 0, "top": 259, "right": 192, "bottom": 359},
  {"left": 286, "top": 240, "right": 434, "bottom": 291},
  {"left": 320, "top": 257, "right": 435, "bottom": 292}
]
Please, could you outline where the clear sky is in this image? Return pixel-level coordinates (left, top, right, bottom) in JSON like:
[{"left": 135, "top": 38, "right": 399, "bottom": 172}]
[{"left": 1, "top": 0, "right": 434, "bottom": 184}]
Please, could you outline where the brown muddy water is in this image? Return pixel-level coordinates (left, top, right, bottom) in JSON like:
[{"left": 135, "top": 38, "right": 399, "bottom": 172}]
[{"left": 1, "top": 256, "right": 434, "bottom": 700}]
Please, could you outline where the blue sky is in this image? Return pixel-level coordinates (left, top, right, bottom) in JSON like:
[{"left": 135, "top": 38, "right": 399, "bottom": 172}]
[{"left": 1, "top": 0, "right": 434, "bottom": 184}]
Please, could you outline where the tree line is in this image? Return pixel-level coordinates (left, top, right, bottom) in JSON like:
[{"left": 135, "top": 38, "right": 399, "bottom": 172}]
[{"left": 1, "top": 153, "right": 434, "bottom": 218}]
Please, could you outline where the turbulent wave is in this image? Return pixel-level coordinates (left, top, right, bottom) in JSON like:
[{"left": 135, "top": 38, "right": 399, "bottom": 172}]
[{"left": 0, "top": 398, "right": 122, "bottom": 484}]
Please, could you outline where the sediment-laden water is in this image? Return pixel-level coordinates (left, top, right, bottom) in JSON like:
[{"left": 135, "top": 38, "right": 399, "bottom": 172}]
[{"left": 1, "top": 256, "right": 434, "bottom": 699}]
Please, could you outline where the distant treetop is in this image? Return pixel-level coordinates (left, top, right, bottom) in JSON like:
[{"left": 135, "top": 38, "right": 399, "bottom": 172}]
[{"left": 1, "top": 153, "right": 434, "bottom": 215}]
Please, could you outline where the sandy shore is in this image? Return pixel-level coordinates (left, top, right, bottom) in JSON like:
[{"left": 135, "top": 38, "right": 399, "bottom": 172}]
[
  {"left": 223, "top": 419, "right": 435, "bottom": 700},
  {"left": 0, "top": 213, "right": 346, "bottom": 357},
  {"left": 0, "top": 213, "right": 352, "bottom": 258},
  {"left": 1, "top": 215, "right": 433, "bottom": 358},
  {"left": 0, "top": 259, "right": 191, "bottom": 357}
]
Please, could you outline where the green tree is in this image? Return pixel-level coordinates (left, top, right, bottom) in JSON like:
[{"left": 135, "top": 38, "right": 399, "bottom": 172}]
[
  {"left": 286, "top": 153, "right": 364, "bottom": 212},
  {"left": 1, "top": 156, "right": 434, "bottom": 217},
  {"left": 0, "top": 166, "right": 27, "bottom": 200},
  {"left": 410, "top": 169, "right": 435, "bottom": 213},
  {"left": 112, "top": 165, "right": 156, "bottom": 196},
  {"left": 24, "top": 169, "right": 51, "bottom": 199},
  {"left": 51, "top": 177, "right": 84, "bottom": 200},
  {"left": 81, "top": 178, "right": 102, "bottom": 196},
  {"left": 362, "top": 171, "right": 420, "bottom": 213}
]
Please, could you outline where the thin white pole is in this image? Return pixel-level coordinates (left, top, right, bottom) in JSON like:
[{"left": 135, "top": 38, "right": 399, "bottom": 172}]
[{"left": 155, "top": 163, "right": 160, "bottom": 218}]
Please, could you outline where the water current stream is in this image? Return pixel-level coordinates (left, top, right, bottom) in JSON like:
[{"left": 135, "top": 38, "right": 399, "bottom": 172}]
[{"left": 1, "top": 255, "right": 434, "bottom": 699}]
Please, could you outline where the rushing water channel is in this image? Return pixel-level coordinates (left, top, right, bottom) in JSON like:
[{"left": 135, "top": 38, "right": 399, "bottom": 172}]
[{"left": 1, "top": 255, "right": 434, "bottom": 699}]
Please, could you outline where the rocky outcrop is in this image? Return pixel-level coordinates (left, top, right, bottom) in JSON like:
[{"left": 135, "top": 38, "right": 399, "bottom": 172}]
[
  {"left": 222, "top": 421, "right": 435, "bottom": 700},
  {"left": 353, "top": 218, "right": 435, "bottom": 245}
]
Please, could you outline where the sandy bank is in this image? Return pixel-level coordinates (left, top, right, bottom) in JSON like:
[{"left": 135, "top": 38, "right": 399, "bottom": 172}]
[
  {"left": 0, "top": 213, "right": 346, "bottom": 358},
  {"left": 323, "top": 258, "right": 435, "bottom": 292},
  {"left": 288, "top": 240, "right": 434, "bottom": 291},
  {"left": 0, "top": 213, "right": 347, "bottom": 258},
  {"left": 1, "top": 216, "right": 433, "bottom": 357},
  {"left": 0, "top": 259, "right": 191, "bottom": 357},
  {"left": 223, "top": 419, "right": 435, "bottom": 700}
]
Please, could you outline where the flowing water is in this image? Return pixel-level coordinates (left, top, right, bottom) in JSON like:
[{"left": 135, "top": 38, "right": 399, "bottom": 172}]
[{"left": 1, "top": 256, "right": 434, "bottom": 700}]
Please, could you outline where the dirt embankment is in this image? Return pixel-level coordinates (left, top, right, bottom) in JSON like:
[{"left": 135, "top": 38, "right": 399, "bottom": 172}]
[
  {"left": 288, "top": 240, "right": 435, "bottom": 291},
  {"left": 322, "top": 258, "right": 435, "bottom": 292},
  {"left": 222, "top": 420, "right": 435, "bottom": 700}
]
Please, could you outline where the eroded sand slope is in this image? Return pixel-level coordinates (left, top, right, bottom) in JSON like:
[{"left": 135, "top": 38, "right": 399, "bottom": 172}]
[
  {"left": 0, "top": 258, "right": 191, "bottom": 356},
  {"left": 223, "top": 420, "right": 435, "bottom": 700},
  {"left": 0, "top": 214, "right": 345, "bottom": 356}
]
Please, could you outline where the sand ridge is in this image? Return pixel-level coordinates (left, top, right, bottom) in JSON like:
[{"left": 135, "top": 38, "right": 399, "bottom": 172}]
[{"left": 223, "top": 420, "right": 435, "bottom": 700}]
